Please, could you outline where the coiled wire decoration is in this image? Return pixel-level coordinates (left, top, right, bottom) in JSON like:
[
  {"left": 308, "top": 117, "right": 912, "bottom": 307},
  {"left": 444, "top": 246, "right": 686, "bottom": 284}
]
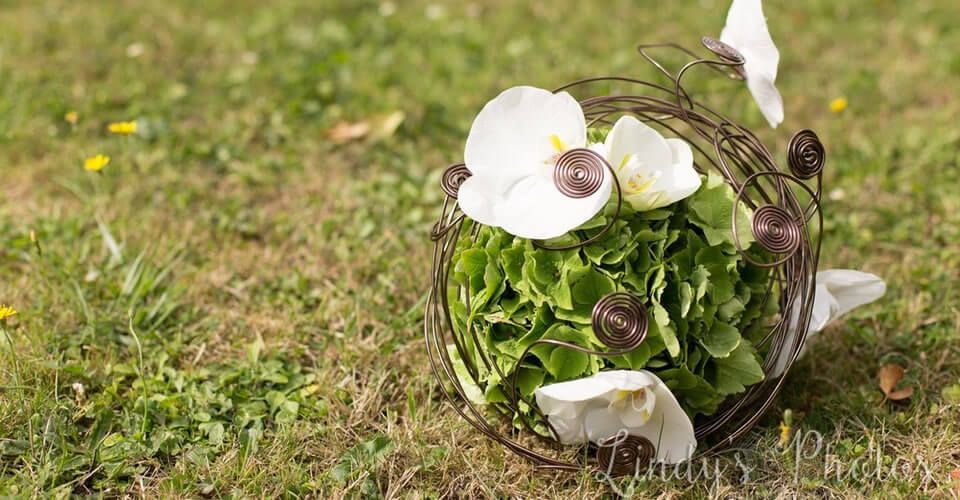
[
  {"left": 752, "top": 205, "right": 802, "bottom": 256},
  {"left": 592, "top": 293, "right": 649, "bottom": 350},
  {"left": 788, "top": 129, "right": 826, "bottom": 180},
  {"left": 440, "top": 163, "right": 472, "bottom": 199},
  {"left": 597, "top": 434, "right": 658, "bottom": 477},
  {"left": 425, "top": 36, "right": 824, "bottom": 475},
  {"left": 553, "top": 148, "right": 608, "bottom": 198}
]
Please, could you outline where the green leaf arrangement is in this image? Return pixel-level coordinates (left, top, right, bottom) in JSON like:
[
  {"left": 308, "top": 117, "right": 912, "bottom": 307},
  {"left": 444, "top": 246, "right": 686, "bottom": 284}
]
[{"left": 448, "top": 171, "right": 777, "bottom": 433}]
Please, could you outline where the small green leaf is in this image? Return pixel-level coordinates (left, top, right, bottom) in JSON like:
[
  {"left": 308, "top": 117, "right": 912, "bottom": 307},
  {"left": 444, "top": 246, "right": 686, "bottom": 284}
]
[
  {"left": 447, "top": 344, "right": 486, "bottom": 404},
  {"left": 199, "top": 422, "right": 225, "bottom": 446},
  {"left": 459, "top": 247, "right": 485, "bottom": 276},
  {"left": 87, "top": 408, "right": 114, "bottom": 451},
  {"left": 941, "top": 384, "right": 960, "bottom": 405},
  {"left": 649, "top": 305, "right": 680, "bottom": 358},
  {"left": 688, "top": 173, "right": 755, "bottom": 247},
  {"left": 701, "top": 322, "right": 742, "bottom": 358},
  {"left": 516, "top": 367, "right": 546, "bottom": 396},
  {"left": 571, "top": 269, "right": 615, "bottom": 305},
  {"left": 275, "top": 400, "right": 300, "bottom": 423},
  {"left": 548, "top": 348, "right": 588, "bottom": 381},
  {"left": 246, "top": 337, "right": 265, "bottom": 364},
  {"left": 679, "top": 282, "right": 693, "bottom": 318},
  {"left": 501, "top": 244, "right": 525, "bottom": 284},
  {"left": 530, "top": 325, "right": 593, "bottom": 380},
  {"left": 0, "top": 440, "right": 29, "bottom": 457},
  {"left": 714, "top": 342, "right": 765, "bottom": 395},
  {"left": 718, "top": 297, "right": 746, "bottom": 322}
]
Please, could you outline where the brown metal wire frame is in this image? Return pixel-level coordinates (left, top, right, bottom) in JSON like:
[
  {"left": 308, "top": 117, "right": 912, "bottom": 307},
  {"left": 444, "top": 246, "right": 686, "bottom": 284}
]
[{"left": 424, "top": 37, "right": 824, "bottom": 475}]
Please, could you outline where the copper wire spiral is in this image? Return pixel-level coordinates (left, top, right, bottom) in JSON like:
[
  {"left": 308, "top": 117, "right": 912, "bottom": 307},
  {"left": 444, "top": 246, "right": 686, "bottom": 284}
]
[
  {"left": 700, "top": 36, "right": 744, "bottom": 65},
  {"left": 553, "top": 148, "right": 607, "bottom": 198},
  {"left": 591, "top": 292, "right": 648, "bottom": 350},
  {"left": 787, "top": 130, "right": 826, "bottom": 179},
  {"left": 596, "top": 434, "right": 657, "bottom": 477},
  {"left": 752, "top": 205, "right": 801, "bottom": 255},
  {"left": 440, "top": 163, "right": 472, "bottom": 199}
]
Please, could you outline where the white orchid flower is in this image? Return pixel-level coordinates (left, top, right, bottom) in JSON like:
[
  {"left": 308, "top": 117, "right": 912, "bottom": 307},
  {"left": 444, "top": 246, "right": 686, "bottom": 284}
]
[
  {"left": 457, "top": 86, "right": 612, "bottom": 240},
  {"left": 597, "top": 116, "right": 701, "bottom": 211},
  {"left": 720, "top": 0, "right": 784, "bottom": 128},
  {"left": 534, "top": 370, "right": 696, "bottom": 464},
  {"left": 772, "top": 270, "right": 886, "bottom": 376}
]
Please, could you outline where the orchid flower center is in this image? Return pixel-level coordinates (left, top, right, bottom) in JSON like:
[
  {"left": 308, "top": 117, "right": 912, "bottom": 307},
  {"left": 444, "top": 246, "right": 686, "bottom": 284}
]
[
  {"left": 618, "top": 153, "right": 661, "bottom": 195},
  {"left": 545, "top": 133, "right": 569, "bottom": 165},
  {"left": 609, "top": 387, "right": 656, "bottom": 425}
]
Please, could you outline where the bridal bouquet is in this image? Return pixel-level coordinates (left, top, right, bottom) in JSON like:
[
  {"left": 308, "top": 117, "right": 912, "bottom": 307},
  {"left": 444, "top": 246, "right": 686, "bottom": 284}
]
[{"left": 427, "top": 0, "right": 885, "bottom": 475}]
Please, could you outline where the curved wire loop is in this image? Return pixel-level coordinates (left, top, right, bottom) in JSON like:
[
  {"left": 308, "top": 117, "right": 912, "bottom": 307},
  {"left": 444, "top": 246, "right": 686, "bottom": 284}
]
[
  {"left": 440, "top": 163, "right": 472, "bottom": 199},
  {"left": 425, "top": 36, "right": 824, "bottom": 473}
]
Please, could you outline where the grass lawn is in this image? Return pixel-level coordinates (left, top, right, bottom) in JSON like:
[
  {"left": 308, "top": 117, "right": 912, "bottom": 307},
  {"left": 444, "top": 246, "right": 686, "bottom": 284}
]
[{"left": 2, "top": 0, "right": 960, "bottom": 497}]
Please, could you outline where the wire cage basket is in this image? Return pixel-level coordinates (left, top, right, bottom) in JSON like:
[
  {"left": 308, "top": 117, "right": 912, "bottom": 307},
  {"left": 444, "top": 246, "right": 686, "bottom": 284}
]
[{"left": 425, "top": 37, "right": 825, "bottom": 477}]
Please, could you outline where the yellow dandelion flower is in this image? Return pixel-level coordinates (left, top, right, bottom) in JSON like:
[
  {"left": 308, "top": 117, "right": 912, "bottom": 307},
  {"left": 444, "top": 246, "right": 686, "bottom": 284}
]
[
  {"left": 778, "top": 421, "right": 792, "bottom": 448},
  {"left": 829, "top": 97, "right": 848, "bottom": 114},
  {"left": 108, "top": 121, "right": 137, "bottom": 135},
  {"left": 65, "top": 111, "right": 79, "bottom": 124},
  {"left": 84, "top": 154, "right": 111, "bottom": 172},
  {"left": 0, "top": 305, "right": 17, "bottom": 322}
]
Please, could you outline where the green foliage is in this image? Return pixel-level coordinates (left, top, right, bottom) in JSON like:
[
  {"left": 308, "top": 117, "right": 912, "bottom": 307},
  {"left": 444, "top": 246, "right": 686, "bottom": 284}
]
[
  {"left": 329, "top": 435, "right": 394, "bottom": 495},
  {"left": 449, "top": 173, "right": 772, "bottom": 424},
  {"left": 0, "top": 336, "right": 321, "bottom": 491}
]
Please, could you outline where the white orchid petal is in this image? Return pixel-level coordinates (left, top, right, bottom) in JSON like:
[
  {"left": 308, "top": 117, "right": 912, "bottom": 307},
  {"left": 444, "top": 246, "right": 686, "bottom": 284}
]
[
  {"left": 665, "top": 138, "right": 693, "bottom": 172},
  {"left": 584, "top": 407, "right": 628, "bottom": 443},
  {"left": 535, "top": 375, "right": 615, "bottom": 444},
  {"left": 594, "top": 369, "right": 656, "bottom": 391},
  {"left": 770, "top": 284, "right": 836, "bottom": 378},
  {"left": 653, "top": 139, "right": 702, "bottom": 208},
  {"left": 547, "top": 414, "right": 588, "bottom": 445},
  {"left": 535, "top": 370, "right": 697, "bottom": 463},
  {"left": 603, "top": 117, "right": 700, "bottom": 211},
  {"left": 604, "top": 116, "right": 672, "bottom": 175},
  {"left": 771, "top": 269, "right": 886, "bottom": 377},
  {"left": 494, "top": 172, "right": 611, "bottom": 240},
  {"left": 720, "top": 0, "right": 779, "bottom": 80},
  {"left": 817, "top": 270, "right": 887, "bottom": 318},
  {"left": 629, "top": 379, "right": 697, "bottom": 464},
  {"left": 535, "top": 375, "right": 615, "bottom": 406},
  {"left": 720, "top": 0, "right": 783, "bottom": 128},
  {"left": 808, "top": 283, "right": 839, "bottom": 334},
  {"left": 455, "top": 175, "right": 499, "bottom": 227},
  {"left": 464, "top": 86, "right": 585, "bottom": 179},
  {"left": 746, "top": 75, "right": 784, "bottom": 128}
]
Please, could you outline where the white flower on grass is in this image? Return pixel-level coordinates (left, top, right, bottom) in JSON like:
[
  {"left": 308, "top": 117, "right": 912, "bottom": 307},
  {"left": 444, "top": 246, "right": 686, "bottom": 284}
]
[
  {"left": 457, "top": 86, "right": 612, "bottom": 240},
  {"left": 534, "top": 370, "right": 696, "bottom": 464},
  {"left": 597, "top": 116, "right": 701, "bottom": 211},
  {"left": 806, "top": 270, "right": 886, "bottom": 333},
  {"left": 772, "top": 270, "right": 886, "bottom": 376},
  {"left": 720, "top": 0, "right": 784, "bottom": 128}
]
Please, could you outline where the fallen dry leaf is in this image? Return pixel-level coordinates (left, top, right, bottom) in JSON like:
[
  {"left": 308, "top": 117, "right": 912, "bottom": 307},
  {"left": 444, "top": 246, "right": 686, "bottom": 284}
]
[
  {"left": 951, "top": 469, "right": 960, "bottom": 494},
  {"left": 367, "top": 110, "right": 405, "bottom": 141},
  {"left": 878, "top": 363, "right": 914, "bottom": 401},
  {"left": 325, "top": 110, "right": 404, "bottom": 145},
  {"left": 326, "top": 120, "right": 371, "bottom": 144}
]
